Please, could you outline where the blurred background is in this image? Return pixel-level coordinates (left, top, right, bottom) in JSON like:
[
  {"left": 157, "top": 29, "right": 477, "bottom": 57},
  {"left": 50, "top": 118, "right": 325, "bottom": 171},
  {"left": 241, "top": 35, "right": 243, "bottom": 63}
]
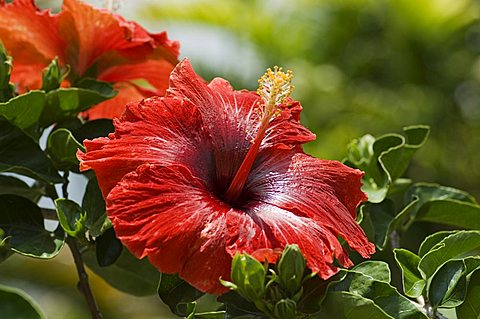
[{"left": 1, "top": 0, "right": 480, "bottom": 318}]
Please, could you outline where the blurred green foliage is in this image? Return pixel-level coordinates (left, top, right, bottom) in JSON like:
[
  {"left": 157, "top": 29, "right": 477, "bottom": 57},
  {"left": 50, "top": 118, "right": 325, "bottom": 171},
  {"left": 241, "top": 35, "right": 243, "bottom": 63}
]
[{"left": 141, "top": 0, "right": 480, "bottom": 199}]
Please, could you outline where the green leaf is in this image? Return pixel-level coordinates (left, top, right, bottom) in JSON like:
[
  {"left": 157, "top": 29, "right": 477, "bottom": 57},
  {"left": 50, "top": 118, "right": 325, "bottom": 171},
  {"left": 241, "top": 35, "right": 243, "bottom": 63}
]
[
  {"left": 319, "top": 291, "right": 393, "bottom": 319},
  {"left": 359, "top": 200, "right": 396, "bottom": 249},
  {"left": 393, "top": 249, "right": 425, "bottom": 298},
  {"left": 428, "top": 260, "right": 467, "bottom": 309},
  {"left": 347, "top": 125, "right": 429, "bottom": 203},
  {"left": 0, "top": 284, "right": 45, "bottom": 319},
  {"left": 40, "top": 78, "right": 116, "bottom": 127},
  {"left": 0, "top": 118, "right": 62, "bottom": 183},
  {"left": 83, "top": 248, "right": 159, "bottom": 296},
  {"left": 0, "top": 194, "right": 65, "bottom": 258},
  {"left": 46, "top": 128, "right": 84, "bottom": 171},
  {"left": 418, "top": 231, "right": 480, "bottom": 279},
  {"left": 95, "top": 227, "right": 122, "bottom": 267},
  {"left": 0, "top": 41, "right": 14, "bottom": 102},
  {"left": 41, "top": 58, "right": 69, "bottom": 92},
  {"left": 54, "top": 198, "right": 86, "bottom": 237},
  {"left": 158, "top": 273, "right": 205, "bottom": 316},
  {"left": 415, "top": 200, "right": 480, "bottom": 230},
  {"left": 327, "top": 269, "right": 427, "bottom": 319},
  {"left": 82, "top": 175, "right": 109, "bottom": 237},
  {"left": 394, "top": 183, "right": 480, "bottom": 232},
  {"left": 184, "top": 301, "right": 226, "bottom": 319},
  {"left": 456, "top": 268, "right": 480, "bottom": 319},
  {"left": 0, "top": 175, "right": 43, "bottom": 202},
  {"left": 418, "top": 231, "right": 457, "bottom": 257},
  {"left": 0, "top": 91, "right": 46, "bottom": 139},
  {"left": 352, "top": 261, "right": 391, "bottom": 283}
]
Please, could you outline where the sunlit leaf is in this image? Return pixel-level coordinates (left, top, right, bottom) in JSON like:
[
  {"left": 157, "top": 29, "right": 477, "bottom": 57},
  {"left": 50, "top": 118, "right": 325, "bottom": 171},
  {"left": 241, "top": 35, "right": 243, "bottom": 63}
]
[
  {"left": 393, "top": 249, "right": 425, "bottom": 298},
  {"left": 418, "top": 231, "right": 480, "bottom": 279}
]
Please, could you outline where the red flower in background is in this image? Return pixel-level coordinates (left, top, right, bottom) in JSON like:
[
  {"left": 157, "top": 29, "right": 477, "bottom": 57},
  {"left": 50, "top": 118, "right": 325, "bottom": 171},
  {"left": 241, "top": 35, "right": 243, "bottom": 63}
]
[
  {"left": 0, "top": 0, "right": 179, "bottom": 119},
  {"left": 78, "top": 59, "right": 375, "bottom": 294}
]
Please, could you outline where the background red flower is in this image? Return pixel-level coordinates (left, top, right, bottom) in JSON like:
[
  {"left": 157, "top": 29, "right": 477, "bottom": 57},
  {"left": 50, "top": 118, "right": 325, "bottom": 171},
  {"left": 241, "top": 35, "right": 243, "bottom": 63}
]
[{"left": 0, "top": 0, "right": 179, "bottom": 119}]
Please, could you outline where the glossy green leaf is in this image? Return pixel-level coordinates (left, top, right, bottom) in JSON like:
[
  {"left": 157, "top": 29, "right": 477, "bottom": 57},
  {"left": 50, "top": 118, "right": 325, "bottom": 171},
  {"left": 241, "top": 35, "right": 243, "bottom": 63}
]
[
  {"left": 0, "top": 119, "right": 62, "bottom": 183},
  {"left": 351, "top": 261, "right": 391, "bottom": 283},
  {"left": 428, "top": 260, "right": 467, "bottom": 309},
  {"left": 0, "top": 194, "right": 65, "bottom": 258},
  {"left": 95, "top": 227, "right": 122, "bottom": 267},
  {"left": 0, "top": 284, "right": 45, "bottom": 319},
  {"left": 415, "top": 200, "right": 480, "bottom": 230},
  {"left": 83, "top": 248, "right": 159, "bottom": 296},
  {"left": 347, "top": 125, "right": 429, "bottom": 203},
  {"left": 456, "top": 269, "right": 480, "bottom": 319},
  {"left": 0, "top": 91, "right": 46, "bottom": 138},
  {"left": 319, "top": 291, "right": 393, "bottom": 319},
  {"left": 82, "top": 175, "right": 109, "bottom": 237},
  {"left": 54, "top": 198, "right": 86, "bottom": 237},
  {"left": 328, "top": 269, "right": 427, "bottom": 319},
  {"left": 40, "top": 78, "right": 116, "bottom": 127},
  {"left": 0, "top": 41, "right": 14, "bottom": 102},
  {"left": 0, "top": 175, "right": 43, "bottom": 202},
  {"left": 393, "top": 249, "right": 425, "bottom": 298},
  {"left": 391, "top": 183, "right": 477, "bottom": 236},
  {"left": 47, "top": 128, "right": 84, "bottom": 171},
  {"left": 359, "top": 200, "right": 396, "bottom": 249},
  {"left": 158, "top": 273, "right": 205, "bottom": 316},
  {"left": 419, "top": 231, "right": 480, "bottom": 279},
  {"left": 418, "top": 231, "right": 456, "bottom": 257}
]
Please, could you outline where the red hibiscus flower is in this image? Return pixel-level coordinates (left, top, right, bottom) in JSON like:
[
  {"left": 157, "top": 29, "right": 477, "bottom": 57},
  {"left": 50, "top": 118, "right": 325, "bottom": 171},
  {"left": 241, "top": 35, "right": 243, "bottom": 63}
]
[
  {"left": 78, "top": 59, "right": 375, "bottom": 294},
  {"left": 0, "top": 0, "right": 179, "bottom": 119}
]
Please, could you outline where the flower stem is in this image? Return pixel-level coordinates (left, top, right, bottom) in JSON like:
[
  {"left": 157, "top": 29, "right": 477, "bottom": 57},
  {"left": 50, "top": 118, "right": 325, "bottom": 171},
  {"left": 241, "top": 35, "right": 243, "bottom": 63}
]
[
  {"left": 67, "top": 236, "right": 103, "bottom": 319},
  {"left": 61, "top": 171, "right": 103, "bottom": 319}
]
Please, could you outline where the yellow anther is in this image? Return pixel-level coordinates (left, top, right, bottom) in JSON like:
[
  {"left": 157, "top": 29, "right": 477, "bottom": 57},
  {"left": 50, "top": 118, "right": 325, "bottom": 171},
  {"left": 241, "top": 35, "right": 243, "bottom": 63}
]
[{"left": 257, "top": 66, "right": 294, "bottom": 121}]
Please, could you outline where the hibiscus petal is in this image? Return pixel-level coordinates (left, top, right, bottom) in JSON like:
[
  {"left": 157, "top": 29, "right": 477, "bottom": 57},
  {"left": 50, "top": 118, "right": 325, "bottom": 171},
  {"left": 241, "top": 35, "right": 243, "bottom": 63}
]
[
  {"left": 0, "top": 0, "right": 64, "bottom": 63},
  {"left": 107, "top": 163, "right": 231, "bottom": 294},
  {"left": 226, "top": 202, "right": 349, "bottom": 279},
  {"left": 0, "top": 0, "right": 65, "bottom": 90},
  {"left": 81, "top": 82, "right": 147, "bottom": 120},
  {"left": 59, "top": 0, "right": 179, "bottom": 75},
  {"left": 78, "top": 95, "right": 213, "bottom": 196},
  {"left": 244, "top": 150, "right": 374, "bottom": 259}
]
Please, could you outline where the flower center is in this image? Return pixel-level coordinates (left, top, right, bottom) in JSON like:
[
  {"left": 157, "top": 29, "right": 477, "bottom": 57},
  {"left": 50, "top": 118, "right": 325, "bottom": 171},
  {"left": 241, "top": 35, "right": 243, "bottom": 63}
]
[{"left": 223, "top": 66, "right": 294, "bottom": 204}]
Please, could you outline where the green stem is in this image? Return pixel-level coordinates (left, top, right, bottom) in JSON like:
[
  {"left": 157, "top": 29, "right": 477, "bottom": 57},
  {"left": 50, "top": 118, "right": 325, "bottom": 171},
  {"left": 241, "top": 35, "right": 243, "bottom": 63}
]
[{"left": 61, "top": 171, "right": 103, "bottom": 319}]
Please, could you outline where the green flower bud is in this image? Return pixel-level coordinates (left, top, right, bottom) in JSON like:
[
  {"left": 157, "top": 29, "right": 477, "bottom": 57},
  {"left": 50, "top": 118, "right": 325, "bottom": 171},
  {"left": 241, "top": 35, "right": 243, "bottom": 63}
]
[
  {"left": 274, "top": 298, "right": 296, "bottom": 319},
  {"left": 276, "top": 244, "right": 306, "bottom": 295},
  {"left": 41, "top": 57, "right": 69, "bottom": 92},
  {"left": 231, "top": 253, "right": 266, "bottom": 302}
]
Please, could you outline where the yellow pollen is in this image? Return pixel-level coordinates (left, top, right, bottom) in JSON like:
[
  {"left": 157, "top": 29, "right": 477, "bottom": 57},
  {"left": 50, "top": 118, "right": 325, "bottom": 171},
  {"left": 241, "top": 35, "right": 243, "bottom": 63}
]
[{"left": 257, "top": 66, "right": 294, "bottom": 121}]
